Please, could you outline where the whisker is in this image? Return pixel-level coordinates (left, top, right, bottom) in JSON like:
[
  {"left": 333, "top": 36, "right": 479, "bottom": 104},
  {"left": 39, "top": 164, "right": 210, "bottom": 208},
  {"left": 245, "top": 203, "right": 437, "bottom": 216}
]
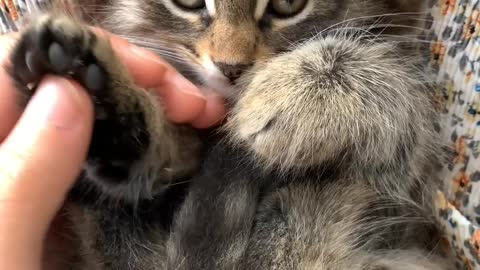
[
  {"left": 365, "top": 23, "right": 431, "bottom": 32},
  {"left": 313, "top": 12, "right": 431, "bottom": 39}
]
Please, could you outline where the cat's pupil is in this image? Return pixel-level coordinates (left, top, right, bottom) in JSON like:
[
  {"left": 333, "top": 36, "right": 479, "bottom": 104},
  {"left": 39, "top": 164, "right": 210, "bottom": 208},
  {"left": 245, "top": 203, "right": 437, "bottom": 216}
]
[
  {"left": 173, "top": 0, "right": 205, "bottom": 10},
  {"left": 269, "top": 0, "right": 307, "bottom": 17}
]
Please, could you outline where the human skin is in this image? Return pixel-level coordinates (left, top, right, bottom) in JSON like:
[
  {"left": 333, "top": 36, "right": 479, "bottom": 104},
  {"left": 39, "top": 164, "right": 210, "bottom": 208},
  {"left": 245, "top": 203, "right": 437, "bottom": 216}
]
[{"left": 0, "top": 32, "right": 226, "bottom": 270}]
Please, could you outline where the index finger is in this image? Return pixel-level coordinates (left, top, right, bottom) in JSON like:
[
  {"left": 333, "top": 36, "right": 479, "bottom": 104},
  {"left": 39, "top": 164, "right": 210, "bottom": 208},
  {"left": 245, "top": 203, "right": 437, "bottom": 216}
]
[
  {"left": 92, "top": 29, "right": 226, "bottom": 125},
  {"left": 92, "top": 28, "right": 176, "bottom": 89}
]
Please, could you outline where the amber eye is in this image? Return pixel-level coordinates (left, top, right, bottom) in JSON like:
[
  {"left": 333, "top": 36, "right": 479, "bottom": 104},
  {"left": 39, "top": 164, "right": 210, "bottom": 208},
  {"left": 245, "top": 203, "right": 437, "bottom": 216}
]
[
  {"left": 269, "top": 0, "right": 308, "bottom": 17},
  {"left": 173, "top": 0, "right": 205, "bottom": 10}
]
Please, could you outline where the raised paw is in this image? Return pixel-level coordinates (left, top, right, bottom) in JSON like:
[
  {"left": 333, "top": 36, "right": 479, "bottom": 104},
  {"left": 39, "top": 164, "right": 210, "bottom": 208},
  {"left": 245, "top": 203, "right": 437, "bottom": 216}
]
[
  {"left": 8, "top": 14, "right": 202, "bottom": 203},
  {"left": 8, "top": 15, "right": 160, "bottom": 200},
  {"left": 9, "top": 15, "right": 108, "bottom": 101}
]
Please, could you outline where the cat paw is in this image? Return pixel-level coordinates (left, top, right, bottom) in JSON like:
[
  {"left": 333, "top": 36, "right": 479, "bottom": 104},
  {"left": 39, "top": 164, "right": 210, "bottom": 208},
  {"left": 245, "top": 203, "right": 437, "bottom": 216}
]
[
  {"left": 9, "top": 15, "right": 153, "bottom": 197},
  {"left": 9, "top": 15, "right": 107, "bottom": 100}
]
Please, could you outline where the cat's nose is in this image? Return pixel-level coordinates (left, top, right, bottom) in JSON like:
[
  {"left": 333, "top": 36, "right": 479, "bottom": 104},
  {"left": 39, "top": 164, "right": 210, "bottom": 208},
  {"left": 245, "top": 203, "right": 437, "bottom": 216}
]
[{"left": 214, "top": 62, "right": 251, "bottom": 83}]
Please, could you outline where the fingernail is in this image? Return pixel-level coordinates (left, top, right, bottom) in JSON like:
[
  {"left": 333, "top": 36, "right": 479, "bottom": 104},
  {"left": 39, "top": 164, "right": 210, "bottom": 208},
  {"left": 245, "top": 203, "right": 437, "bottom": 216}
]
[
  {"left": 190, "top": 88, "right": 227, "bottom": 128},
  {"left": 29, "top": 76, "right": 83, "bottom": 129},
  {"left": 167, "top": 70, "right": 206, "bottom": 99}
]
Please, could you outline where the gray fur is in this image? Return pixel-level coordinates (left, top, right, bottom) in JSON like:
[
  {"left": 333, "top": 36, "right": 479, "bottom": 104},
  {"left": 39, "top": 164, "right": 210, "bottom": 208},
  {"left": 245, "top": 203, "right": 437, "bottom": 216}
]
[{"left": 8, "top": 0, "right": 453, "bottom": 269}]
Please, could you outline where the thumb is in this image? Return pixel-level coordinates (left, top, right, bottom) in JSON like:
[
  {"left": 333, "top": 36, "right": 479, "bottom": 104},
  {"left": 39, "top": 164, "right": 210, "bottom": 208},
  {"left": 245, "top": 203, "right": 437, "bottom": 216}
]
[{"left": 0, "top": 76, "right": 93, "bottom": 269}]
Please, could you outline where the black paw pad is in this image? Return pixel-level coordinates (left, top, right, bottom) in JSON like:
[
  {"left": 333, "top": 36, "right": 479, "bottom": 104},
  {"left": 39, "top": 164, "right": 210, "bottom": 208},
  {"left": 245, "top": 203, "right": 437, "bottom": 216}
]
[
  {"left": 47, "top": 42, "right": 72, "bottom": 73},
  {"left": 10, "top": 20, "right": 109, "bottom": 97},
  {"left": 84, "top": 63, "right": 106, "bottom": 92}
]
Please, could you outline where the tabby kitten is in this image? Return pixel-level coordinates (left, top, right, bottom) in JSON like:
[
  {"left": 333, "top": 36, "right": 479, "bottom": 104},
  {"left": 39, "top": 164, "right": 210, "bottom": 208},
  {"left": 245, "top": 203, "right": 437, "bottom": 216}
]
[{"left": 7, "top": 0, "right": 452, "bottom": 269}]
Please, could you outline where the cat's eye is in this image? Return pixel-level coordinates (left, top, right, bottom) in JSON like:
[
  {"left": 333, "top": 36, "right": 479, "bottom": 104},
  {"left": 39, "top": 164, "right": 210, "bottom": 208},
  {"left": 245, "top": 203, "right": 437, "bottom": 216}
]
[
  {"left": 269, "top": 0, "right": 308, "bottom": 17},
  {"left": 172, "top": 0, "right": 205, "bottom": 10}
]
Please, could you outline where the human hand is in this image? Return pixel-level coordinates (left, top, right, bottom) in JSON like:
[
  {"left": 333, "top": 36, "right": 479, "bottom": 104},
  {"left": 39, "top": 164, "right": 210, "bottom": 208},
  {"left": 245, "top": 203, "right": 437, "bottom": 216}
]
[
  {"left": 0, "top": 31, "right": 226, "bottom": 270},
  {"left": 101, "top": 29, "right": 227, "bottom": 128}
]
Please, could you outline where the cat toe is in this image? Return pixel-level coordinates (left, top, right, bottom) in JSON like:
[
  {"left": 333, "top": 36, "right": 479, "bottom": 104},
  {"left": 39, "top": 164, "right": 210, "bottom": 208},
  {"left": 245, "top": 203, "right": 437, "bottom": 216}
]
[{"left": 9, "top": 15, "right": 108, "bottom": 98}]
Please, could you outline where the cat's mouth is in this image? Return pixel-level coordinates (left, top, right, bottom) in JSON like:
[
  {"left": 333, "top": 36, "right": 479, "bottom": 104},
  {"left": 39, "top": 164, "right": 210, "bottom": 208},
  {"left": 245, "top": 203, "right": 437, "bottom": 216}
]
[{"left": 198, "top": 57, "right": 239, "bottom": 99}]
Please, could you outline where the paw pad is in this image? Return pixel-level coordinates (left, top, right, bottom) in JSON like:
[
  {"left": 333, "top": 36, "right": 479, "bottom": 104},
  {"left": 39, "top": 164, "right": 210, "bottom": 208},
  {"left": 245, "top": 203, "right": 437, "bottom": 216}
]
[
  {"left": 85, "top": 63, "right": 106, "bottom": 92},
  {"left": 12, "top": 20, "right": 109, "bottom": 95},
  {"left": 47, "top": 42, "right": 72, "bottom": 74}
]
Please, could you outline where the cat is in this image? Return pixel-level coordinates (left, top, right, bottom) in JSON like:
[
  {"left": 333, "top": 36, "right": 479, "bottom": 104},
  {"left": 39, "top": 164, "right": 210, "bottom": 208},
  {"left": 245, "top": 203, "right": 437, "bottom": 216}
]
[{"left": 6, "top": 0, "right": 453, "bottom": 269}]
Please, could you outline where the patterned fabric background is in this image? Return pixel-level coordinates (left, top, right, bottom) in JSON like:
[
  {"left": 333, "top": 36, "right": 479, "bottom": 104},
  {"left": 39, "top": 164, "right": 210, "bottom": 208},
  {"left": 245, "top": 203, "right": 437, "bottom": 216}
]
[
  {"left": 2, "top": 0, "right": 480, "bottom": 269},
  {"left": 0, "top": 0, "right": 48, "bottom": 34},
  {"left": 431, "top": 0, "right": 480, "bottom": 269}
]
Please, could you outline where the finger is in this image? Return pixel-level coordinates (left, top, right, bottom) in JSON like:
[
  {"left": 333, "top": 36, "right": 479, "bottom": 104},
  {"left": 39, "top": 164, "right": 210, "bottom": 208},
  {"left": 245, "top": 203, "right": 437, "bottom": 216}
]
[
  {"left": 92, "top": 29, "right": 227, "bottom": 126},
  {"left": 92, "top": 30, "right": 224, "bottom": 123},
  {"left": 0, "top": 76, "right": 93, "bottom": 269},
  {"left": 155, "top": 69, "right": 209, "bottom": 123},
  {"left": 191, "top": 91, "right": 228, "bottom": 129},
  {"left": 112, "top": 40, "right": 209, "bottom": 123},
  {"left": 0, "top": 34, "right": 22, "bottom": 141},
  {"left": 92, "top": 29, "right": 173, "bottom": 88}
]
